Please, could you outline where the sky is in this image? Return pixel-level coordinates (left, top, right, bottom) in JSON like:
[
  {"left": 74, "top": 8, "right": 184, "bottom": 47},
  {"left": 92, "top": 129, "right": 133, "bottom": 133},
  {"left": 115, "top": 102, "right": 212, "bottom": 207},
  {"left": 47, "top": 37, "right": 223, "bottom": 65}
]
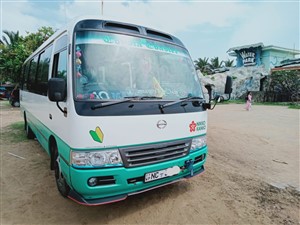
[{"left": 0, "top": 0, "right": 299, "bottom": 61}]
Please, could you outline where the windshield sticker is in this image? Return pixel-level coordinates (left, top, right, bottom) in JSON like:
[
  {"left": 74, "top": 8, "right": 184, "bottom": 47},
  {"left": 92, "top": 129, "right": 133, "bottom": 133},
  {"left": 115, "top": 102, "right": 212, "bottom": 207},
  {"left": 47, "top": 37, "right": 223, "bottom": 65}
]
[
  {"left": 76, "top": 33, "right": 189, "bottom": 58},
  {"left": 89, "top": 126, "right": 104, "bottom": 143},
  {"left": 189, "top": 121, "right": 206, "bottom": 132}
]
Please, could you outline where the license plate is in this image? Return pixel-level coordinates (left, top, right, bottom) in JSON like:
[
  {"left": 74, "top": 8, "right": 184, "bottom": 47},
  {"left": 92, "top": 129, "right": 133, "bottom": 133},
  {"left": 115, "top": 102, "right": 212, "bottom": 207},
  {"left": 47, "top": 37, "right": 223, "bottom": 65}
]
[{"left": 144, "top": 166, "right": 180, "bottom": 183}]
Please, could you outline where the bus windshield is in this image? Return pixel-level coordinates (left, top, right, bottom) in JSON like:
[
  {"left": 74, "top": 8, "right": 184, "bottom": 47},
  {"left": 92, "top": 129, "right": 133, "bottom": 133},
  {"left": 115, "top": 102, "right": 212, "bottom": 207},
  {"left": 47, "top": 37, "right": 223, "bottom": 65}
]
[{"left": 74, "top": 31, "right": 203, "bottom": 101}]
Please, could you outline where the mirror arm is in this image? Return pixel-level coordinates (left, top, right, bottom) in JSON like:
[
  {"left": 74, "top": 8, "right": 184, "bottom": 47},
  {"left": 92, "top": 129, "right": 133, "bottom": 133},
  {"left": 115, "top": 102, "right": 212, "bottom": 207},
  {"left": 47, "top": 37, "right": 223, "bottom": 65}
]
[
  {"left": 227, "top": 93, "right": 231, "bottom": 101},
  {"left": 56, "top": 102, "right": 67, "bottom": 114},
  {"left": 223, "top": 93, "right": 232, "bottom": 101},
  {"left": 211, "top": 101, "right": 218, "bottom": 110}
]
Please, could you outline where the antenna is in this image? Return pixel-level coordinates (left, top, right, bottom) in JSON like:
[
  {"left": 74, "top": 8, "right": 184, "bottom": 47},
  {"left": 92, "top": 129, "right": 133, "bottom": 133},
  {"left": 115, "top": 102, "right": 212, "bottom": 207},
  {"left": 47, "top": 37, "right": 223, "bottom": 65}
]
[{"left": 101, "top": 0, "right": 104, "bottom": 16}]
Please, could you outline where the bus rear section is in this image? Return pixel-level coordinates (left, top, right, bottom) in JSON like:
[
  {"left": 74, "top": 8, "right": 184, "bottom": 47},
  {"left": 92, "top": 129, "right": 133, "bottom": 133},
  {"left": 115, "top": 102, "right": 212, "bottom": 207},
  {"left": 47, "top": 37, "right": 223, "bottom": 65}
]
[{"left": 21, "top": 18, "right": 210, "bottom": 205}]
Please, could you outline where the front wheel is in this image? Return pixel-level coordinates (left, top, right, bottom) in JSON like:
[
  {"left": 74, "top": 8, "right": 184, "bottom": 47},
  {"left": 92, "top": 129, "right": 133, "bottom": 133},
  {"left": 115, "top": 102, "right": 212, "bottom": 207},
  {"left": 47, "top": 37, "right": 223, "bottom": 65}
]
[{"left": 53, "top": 143, "right": 70, "bottom": 197}]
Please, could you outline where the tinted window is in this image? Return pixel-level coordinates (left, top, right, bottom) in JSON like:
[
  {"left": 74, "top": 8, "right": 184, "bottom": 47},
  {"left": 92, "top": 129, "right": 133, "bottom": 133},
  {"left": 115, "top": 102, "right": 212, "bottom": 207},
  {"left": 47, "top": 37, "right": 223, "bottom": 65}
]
[
  {"left": 27, "top": 56, "right": 39, "bottom": 92},
  {"left": 54, "top": 35, "right": 67, "bottom": 53},
  {"left": 36, "top": 45, "right": 53, "bottom": 95},
  {"left": 53, "top": 49, "right": 67, "bottom": 79},
  {"left": 22, "top": 63, "right": 30, "bottom": 91}
]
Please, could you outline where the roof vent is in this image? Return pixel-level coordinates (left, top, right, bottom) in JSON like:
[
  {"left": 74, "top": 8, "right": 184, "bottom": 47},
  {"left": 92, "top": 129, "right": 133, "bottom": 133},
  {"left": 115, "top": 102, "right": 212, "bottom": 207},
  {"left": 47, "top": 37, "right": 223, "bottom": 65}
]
[
  {"left": 104, "top": 22, "right": 140, "bottom": 34},
  {"left": 146, "top": 29, "right": 173, "bottom": 41}
]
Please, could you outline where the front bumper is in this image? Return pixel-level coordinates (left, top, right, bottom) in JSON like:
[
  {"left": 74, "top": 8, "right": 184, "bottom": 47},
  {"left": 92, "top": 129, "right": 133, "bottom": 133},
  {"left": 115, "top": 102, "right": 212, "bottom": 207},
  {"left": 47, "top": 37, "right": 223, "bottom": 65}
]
[
  {"left": 68, "top": 166, "right": 205, "bottom": 206},
  {"left": 68, "top": 147, "right": 207, "bottom": 206}
]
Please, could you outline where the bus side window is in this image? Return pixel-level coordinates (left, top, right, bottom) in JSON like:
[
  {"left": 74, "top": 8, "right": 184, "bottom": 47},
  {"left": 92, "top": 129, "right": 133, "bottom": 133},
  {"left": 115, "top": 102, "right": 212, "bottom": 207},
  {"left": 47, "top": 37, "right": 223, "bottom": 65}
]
[
  {"left": 52, "top": 49, "right": 67, "bottom": 79},
  {"left": 22, "top": 62, "right": 30, "bottom": 91},
  {"left": 27, "top": 56, "right": 39, "bottom": 93},
  {"left": 37, "top": 45, "right": 53, "bottom": 96}
]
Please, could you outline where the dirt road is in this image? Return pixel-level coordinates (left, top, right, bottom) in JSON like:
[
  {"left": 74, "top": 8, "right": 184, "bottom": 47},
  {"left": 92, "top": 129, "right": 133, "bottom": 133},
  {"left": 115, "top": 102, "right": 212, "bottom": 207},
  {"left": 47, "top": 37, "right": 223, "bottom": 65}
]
[{"left": 0, "top": 102, "right": 299, "bottom": 225}]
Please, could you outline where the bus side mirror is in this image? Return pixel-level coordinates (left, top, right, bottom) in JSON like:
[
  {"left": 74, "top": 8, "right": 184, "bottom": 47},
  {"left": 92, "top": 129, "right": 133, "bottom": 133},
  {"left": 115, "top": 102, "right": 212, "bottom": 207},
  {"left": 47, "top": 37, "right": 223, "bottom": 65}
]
[
  {"left": 224, "top": 76, "right": 233, "bottom": 94},
  {"left": 204, "top": 84, "right": 213, "bottom": 102},
  {"left": 48, "top": 78, "right": 66, "bottom": 102}
]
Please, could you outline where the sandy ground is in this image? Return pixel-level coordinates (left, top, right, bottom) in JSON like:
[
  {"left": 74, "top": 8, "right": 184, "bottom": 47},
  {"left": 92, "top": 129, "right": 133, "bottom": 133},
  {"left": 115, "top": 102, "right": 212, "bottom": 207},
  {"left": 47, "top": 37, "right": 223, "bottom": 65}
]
[{"left": 0, "top": 101, "right": 299, "bottom": 225}]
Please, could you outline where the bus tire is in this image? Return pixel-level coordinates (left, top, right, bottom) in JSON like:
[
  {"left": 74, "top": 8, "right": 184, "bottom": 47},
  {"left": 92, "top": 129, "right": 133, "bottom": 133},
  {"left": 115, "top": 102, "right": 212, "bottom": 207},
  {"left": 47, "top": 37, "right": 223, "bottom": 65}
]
[
  {"left": 24, "top": 113, "right": 27, "bottom": 130},
  {"left": 52, "top": 142, "right": 70, "bottom": 197},
  {"left": 25, "top": 115, "right": 35, "bottom": 139},
  {"left": 50, "top": 137, "right": 55, "bottom": 170}
]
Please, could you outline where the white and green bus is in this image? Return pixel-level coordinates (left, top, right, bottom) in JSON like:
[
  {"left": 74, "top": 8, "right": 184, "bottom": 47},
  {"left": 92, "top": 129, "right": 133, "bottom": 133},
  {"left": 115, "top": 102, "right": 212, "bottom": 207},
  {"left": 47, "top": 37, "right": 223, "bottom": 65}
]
[{"left": 21, "top": 17, "right": 232, "bottom": 205}]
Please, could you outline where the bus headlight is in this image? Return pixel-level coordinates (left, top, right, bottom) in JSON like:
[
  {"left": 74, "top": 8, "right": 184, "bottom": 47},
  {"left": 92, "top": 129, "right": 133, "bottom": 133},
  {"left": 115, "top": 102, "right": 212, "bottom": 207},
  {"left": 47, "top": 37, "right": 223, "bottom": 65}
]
[
  {"left": 71, "top": 150, "right": 123, "bottom": 168},
  {"left": 190, "top": 136, "right": 206, "bottom": 151}
]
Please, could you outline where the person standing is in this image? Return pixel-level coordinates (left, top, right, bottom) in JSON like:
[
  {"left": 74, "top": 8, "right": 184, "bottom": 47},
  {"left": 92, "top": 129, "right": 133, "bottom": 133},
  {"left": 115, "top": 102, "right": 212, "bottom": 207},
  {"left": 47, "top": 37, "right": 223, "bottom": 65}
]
[{"left": 245, "top": 91, "right": 252, "bottom": 111}]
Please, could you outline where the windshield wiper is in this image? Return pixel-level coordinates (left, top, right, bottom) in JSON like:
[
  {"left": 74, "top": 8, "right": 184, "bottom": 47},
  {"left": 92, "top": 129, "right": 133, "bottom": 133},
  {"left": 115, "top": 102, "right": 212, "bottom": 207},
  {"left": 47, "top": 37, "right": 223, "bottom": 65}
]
[
  {"left": 91, "top": 99, "right": 132, "bottom": 110},
  {"left": 91, "top": 96, "right": 162, "bottom": 110},
  {"left": 92, "top": 96, "right": 202, "bottom": 110},
  {"left": 124, "top": 96, "right": 162, "bottom": 100},
  {"left": 159, "top": 96, "right": 204, "bottom": 109}
]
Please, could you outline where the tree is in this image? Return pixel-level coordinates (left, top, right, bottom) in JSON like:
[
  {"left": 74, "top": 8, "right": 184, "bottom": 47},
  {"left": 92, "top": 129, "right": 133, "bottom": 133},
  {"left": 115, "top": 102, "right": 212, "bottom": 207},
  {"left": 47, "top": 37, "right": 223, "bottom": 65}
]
[
  {"left": 0, "top": 31, "right": 27, "bottom": 83},
  {"left": 210, "top": 57, "right": 224, "bottom": 69},
  {"left": 0, "top": 30, "right": 21, "bottom": 46},
  {"left": 194, "top": 57, "right": 209, "bottom": 72},
  {"left": 24, "top": 26, "right": 55, "bottom": 52},
  {"left": 269, "top": 69, "right": 300, "bottom": 103},
  {"left": 0, "top": 27, "right": 55, "bottom": 83},
  {"left": 224, "top": 59, "right": 235, "bottom": 67}
]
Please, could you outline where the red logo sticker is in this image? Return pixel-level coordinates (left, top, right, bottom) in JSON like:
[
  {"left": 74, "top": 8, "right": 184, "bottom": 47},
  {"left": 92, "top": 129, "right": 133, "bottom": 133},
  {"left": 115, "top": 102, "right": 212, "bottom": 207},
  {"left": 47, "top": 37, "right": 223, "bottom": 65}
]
[
  {"left": 189, "top": 120, "right": 206, "bottom": 132},
  {"left": 189, "top": 121, "right": 197, "bottom": 132}
]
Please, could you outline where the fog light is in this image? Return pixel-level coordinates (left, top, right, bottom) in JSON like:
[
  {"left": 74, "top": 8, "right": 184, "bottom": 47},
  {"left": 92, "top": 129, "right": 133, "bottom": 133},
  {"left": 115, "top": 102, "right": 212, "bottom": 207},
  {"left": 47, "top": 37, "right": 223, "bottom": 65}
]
[{"left": 88, "top": 177, "right": 97, "bottom": 186}]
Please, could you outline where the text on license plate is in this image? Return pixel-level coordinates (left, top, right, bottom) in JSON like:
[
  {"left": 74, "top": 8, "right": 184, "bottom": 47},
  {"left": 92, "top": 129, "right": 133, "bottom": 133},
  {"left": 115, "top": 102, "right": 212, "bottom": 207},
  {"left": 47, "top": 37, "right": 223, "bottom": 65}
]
[{"left": 144, "top": 166, "right": 180, "bottom": 183}]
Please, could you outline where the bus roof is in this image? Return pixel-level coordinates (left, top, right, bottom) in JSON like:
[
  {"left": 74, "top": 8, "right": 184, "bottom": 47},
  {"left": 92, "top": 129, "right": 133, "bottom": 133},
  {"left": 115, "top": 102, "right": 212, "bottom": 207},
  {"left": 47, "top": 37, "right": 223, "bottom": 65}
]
[{"left": 25, "top": 16, "right": 186, "bottom": 64}]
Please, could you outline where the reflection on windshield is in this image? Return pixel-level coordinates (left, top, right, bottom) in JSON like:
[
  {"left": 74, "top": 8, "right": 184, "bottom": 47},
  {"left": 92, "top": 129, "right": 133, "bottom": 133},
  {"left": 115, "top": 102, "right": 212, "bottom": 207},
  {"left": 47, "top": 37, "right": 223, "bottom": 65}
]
[{"left": 74, "top": 31, "right": 203, "bottom": 100}]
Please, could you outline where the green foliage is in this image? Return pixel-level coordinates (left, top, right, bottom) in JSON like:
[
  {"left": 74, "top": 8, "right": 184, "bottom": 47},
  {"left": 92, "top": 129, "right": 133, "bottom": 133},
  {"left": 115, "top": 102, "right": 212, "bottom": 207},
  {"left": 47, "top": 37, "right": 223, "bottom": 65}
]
[
  {"left": 0, "top": 30, "right": 22, "bottom": 46},
  {"left": 269, "top": 69, "right": 300, "bottom": 103},
  {"left": 210, "top": 57, "right": 224, "bottom": 69},
  {"left": 24, "top": 26, "right": 55, "bottom": 53},
  {"left": 1, "top": 121, "right": 28, "bottom": 143},
  {"left": 288, "top": 104, "right": 300, "bottom": 109},
  {"left": 224, "top": 59, "right": 234, "bottom": 67},
  {"left": 194, "top": 57, "right": 209, "bottom": 72},
  {"left": 194, "top": 57, "right": 235, "bottom": 75},
  {"left": 0, "top": 27, "right": 55, "bottom": 83}
]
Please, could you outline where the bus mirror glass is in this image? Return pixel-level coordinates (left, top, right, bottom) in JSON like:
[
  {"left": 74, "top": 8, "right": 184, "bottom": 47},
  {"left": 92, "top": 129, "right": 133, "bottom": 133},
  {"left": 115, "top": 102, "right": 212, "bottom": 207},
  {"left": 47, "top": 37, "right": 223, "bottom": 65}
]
[
  {"left": 204, "top": 84, "right": 214, "bottom": 102},
  {"left": 224, "top": 76, "right": 233, "bottom": 94},
  {"left": 48, "top": 78, "right": 66, "bottom": 102}
]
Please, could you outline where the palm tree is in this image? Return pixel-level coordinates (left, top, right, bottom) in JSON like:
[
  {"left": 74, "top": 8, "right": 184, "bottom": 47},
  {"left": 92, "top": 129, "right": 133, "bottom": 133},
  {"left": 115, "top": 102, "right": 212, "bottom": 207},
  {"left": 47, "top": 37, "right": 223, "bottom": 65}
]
[
  {"left": 210, "top": 57, "right": 224, "bottom": 69},
  {"left": 224, "top": 59, "right": 235, "bottom": 67},
  {"left": 0, "top": 30, "right": 21, "bottom": 47},
  {"left": 194, "top": 57, "right": 209, "bottom": 72},
  {"left": 0, "top": 31, "right": 23, "bottom": 83}
]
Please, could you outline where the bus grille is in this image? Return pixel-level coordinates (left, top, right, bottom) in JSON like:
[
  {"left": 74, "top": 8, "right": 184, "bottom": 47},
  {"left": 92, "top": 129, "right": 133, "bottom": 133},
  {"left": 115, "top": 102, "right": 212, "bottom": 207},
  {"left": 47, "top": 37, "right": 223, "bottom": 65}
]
[{"left": 119, "top": 139, "right": 192, "bottom": 168}]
